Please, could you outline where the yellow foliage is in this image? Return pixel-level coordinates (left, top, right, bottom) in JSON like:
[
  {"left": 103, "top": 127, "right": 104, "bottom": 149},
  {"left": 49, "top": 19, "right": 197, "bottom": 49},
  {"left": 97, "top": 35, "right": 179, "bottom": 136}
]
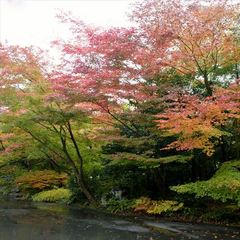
[
  {"left": 134, "top": 197, "right": 183, "bottom": 215},
  {"left": 32, "top": 188, "right": 72, "bottom": 203}
]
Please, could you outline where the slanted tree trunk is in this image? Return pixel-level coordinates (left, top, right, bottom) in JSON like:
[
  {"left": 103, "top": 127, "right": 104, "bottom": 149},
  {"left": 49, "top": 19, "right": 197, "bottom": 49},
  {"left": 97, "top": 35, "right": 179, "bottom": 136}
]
[
  {"left": 23, "top": 124, "right": 98, "bottom": 206},
  {"left": 60, "top": 123, "right": 98, "bottom": 206}
]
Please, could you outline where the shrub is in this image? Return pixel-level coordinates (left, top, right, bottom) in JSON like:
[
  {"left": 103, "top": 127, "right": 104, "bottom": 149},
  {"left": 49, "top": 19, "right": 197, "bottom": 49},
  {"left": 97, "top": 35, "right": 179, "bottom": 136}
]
[
  {"left": 16, "top": 170, "right": 68, "bottom": 193},
  {"left": 134, "top": 197, "right": 183, "bottom": 215},
  {"left": 171, "top": 160, "right": 240, "bottom": 206},
  {"left": 106, "top": 199, "right": 135, "bottom": 213},
  {"left": 32, "top": 188, "right": 72, "bottom": 203},
  {"left": 0, "top": 165, "right": 25, "bottom": 196}
]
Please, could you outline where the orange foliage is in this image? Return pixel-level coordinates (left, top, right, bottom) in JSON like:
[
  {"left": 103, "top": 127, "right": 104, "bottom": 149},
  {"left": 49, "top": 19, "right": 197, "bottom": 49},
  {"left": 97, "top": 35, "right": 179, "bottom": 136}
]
[
  {"left": 16, "top": 170, "right": 68, "bottom": 192},
  {"left": 156, "top": 83, "right": 240, "bottom": 155}
]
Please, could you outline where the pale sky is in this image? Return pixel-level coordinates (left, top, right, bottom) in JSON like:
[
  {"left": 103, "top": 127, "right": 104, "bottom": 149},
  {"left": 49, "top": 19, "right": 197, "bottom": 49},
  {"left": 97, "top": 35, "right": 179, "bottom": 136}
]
[{"left": 0, "top": 0, "right": 134, "bottom": 48}]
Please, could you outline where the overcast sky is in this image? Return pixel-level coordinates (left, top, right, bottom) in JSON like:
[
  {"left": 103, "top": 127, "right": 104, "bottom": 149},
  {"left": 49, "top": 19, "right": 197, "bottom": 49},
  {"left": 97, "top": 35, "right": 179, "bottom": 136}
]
[{"left": 0, "top": 0, "right": 133, "bottom": 48}]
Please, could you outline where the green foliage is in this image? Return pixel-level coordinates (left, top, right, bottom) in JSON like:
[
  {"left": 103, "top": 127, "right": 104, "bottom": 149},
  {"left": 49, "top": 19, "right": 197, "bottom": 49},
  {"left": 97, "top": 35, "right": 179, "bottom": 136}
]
[
  {"left": 92, "top": 163, "right": 150, "bottom": 199},
  {"left": 171, "top": 160, "right": 240, "bottom": 206},
  {"left": 32, "top": 188, "right": 72, "bottom": 203},
  {"left": 0, "top": 2, "right": 239, "bottom": 218},
  {"left": 0, "top": 165, "right": 25, "bottom": 196},
  {"left": 16, "top": 170, "right": 68, "bottom": 193},
  {"left": 202, "top": 206, "right": 239, "bottom": 222},
  {"left": 106, "top": 199, "right": 136, "bottom": 213},
  {"left": 93, "top": 153, "right": 192, "bottom": 199},
  {"left": 107, "top": 153, "right": 191, "bottom": 168},
  {"left": 134, "top": 197, "right": 183, "bottom": 215}
]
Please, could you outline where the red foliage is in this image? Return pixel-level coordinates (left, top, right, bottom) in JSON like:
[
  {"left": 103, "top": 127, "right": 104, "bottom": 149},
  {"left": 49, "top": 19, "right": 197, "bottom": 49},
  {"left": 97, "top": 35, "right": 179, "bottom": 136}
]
[{"left": 51, "top": 16, "right": 158, "bottom": 121}]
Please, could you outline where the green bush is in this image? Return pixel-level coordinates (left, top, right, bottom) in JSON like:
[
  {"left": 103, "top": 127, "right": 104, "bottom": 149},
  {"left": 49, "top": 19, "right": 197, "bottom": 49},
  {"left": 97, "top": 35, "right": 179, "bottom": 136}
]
[
  {"left": 203, "top": 209, "right": 235, "bottom": 222},
  {"left": 93, "top": 162, "right": 150, "bottom": 199},
  {"left": 106, "top": 199, "right": 135, "bottom": 213},
  {"left": 171, "top": 160, "right": 240, "bottom": 206},
  {"left": 0, "top": 165, "right": 25, "bottom": 196},
  {"left": 134, "top": 197, "right": 183, "bottom": 215},
  {"left": 32, "top": 188, "right": 72, "bottom": 203}
]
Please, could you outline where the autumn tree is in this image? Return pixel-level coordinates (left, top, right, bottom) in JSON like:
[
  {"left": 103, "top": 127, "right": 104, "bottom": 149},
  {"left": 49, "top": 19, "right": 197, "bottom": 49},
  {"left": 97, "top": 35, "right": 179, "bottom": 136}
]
[
  {"left": 128, "top": 0, "right": 240, "bottom": 158},
  {"left": 131, "top": 0, "right": 240, "bottom": 96},
  {"left": 156, "top": 83, "right": 240, "bottom": 157},
  {"left": 0, "top": 44, "right": 99, "bottom": 205},
  {"left": 52, "top": 14, "right": 164, "bottom": 145}
]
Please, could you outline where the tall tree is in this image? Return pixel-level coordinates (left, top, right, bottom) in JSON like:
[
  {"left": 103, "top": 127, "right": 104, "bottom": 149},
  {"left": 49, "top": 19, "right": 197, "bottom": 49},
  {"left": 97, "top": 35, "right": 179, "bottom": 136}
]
[
  {"left": 131, "top": 0, "right": 240, "bottom": 96},
  {"left": 0, "top": 44, "right": 98, "bottom": 205}
]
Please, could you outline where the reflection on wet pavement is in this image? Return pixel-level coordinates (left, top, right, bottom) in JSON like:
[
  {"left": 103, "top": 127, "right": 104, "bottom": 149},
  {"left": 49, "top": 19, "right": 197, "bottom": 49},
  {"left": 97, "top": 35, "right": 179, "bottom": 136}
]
[{"left": 0, "top": 201, "right": 239, "bottom": 240}]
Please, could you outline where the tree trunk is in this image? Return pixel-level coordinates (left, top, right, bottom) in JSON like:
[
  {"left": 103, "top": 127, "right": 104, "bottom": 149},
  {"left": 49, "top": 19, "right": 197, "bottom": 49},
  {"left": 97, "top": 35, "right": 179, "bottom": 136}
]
[
  {"left": 220, "top": 137, "right": 227, "bottom": 163},
  {"left": 0, "top": 140, "right": 5, "bottom": 151},
  {"left": 75, "top": 175, "right": 98, "bottom": 206},
  {"left": 191, "top": 157, "right": 199, "bottom": 181},
  {"left": 62, "top": 123, "right": 98, "bottom": 206},
  {"left": 203, "top": 73, "right": 212, "bottom": 96},
  {"left": 235, "top": 64, "right": 239, "bottom": 80}
]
